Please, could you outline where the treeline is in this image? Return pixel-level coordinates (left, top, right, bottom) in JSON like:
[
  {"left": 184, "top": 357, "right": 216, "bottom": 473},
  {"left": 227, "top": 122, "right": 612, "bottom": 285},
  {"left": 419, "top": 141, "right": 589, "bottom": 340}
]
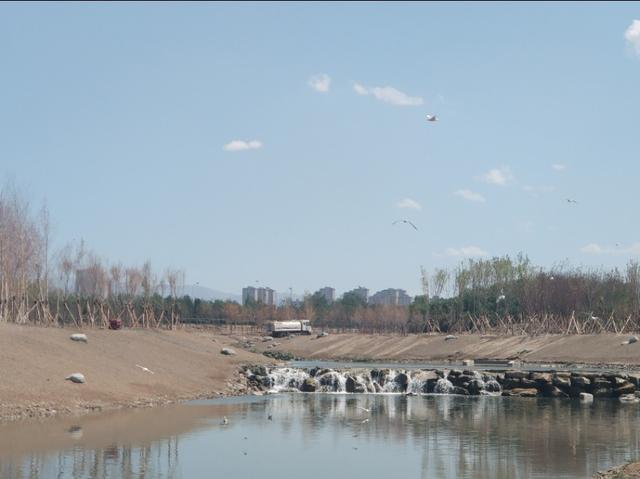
[
  {"left": 0, "top": 184, "right": 186, "bottom": 328},
  {"left": 177, "top": 254, "right": 640, "bottom": 335},
  {"left": 4, "top": 182, "right": 640, "bottom": 334}
]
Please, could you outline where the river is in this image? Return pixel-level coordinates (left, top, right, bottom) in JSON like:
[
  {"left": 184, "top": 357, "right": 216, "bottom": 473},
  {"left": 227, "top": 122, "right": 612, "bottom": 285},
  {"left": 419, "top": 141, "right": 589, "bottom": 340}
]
[{"left": 1, "top": 393, "right": 639, "bottom": 478}]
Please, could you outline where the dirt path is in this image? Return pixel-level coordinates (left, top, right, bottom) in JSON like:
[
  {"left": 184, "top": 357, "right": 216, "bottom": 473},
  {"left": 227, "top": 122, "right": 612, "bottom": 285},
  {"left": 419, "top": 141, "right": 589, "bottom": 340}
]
[
  {"left": 255, "top": 332, "right": 640, "bottom": 366},
  {"left": 0, "top": 324, "right": 271, "bottom": 422}
]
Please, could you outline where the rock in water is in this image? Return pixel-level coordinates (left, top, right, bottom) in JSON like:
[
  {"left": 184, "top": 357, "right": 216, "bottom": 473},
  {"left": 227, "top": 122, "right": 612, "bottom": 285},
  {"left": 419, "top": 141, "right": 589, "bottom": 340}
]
[
  {"left": 619, "top": 394, "right": 640, "bottom": 404},
  {"left": 65, "top": 373, "right": 86, "bottom": 384},
  {"left": 221, "top": 348, "right": 236, "bottom": 356},
  {"left": 300, "top": 378, "right": 318, "bottom": 392},
  {"left": 70, "top": 333, "right": 88, "bottom": 343},
  {"left": 579, "top": 392, "right": 594, "bottom": 402}
]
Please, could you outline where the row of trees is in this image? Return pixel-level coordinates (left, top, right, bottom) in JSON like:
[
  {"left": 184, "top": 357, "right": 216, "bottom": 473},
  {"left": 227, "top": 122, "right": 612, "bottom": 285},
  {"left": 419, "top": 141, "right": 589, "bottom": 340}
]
[
  {"left": 177, "top": 255, "right": 640, "bottom": 335},
  {"left": 0, "top": 184, "right": 186, "bottom": 328},
  {"left": 4, "top": 181, "right": 640, "bottom": 334}
]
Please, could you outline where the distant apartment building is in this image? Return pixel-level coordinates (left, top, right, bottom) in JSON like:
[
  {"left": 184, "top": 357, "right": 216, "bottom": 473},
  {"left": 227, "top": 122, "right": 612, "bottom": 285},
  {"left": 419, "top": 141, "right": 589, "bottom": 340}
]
[
  {"left": 344, "top": 286, "right": 369, "bottom": 303},
  {"left": 242, "top": 286, "right": 277, "bottom": 306},
  {"left": 316, "top": 287, "right": 336, "bottom": 303},
  {"left": 369, "top": 288, "right": 413, "bottom": 306}
]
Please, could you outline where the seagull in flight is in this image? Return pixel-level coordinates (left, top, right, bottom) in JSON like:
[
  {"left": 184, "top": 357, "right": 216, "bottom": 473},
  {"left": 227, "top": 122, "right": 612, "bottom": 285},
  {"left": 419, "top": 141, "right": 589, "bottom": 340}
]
[
  {"left": 356, "top": 406, "right": 371, "bottom": 413},
  {"left": 393, "top": 220, "right": 418, "bottom": 231},
  {"left": 136, "top": 364, "right": 155, "bottom": 374},
  {"left": 426, "top": 115, "right": 438, "bottom": 122},
  {"left": 566, "top": 198, "right": 578, "bottom": 204}
]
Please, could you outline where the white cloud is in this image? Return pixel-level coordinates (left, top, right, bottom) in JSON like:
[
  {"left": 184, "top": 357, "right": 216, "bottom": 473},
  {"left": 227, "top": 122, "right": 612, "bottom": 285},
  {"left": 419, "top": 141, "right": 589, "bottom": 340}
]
[
  {"left": 223, "top": 140, "right": 263, "bottom": 152},
  {"left": 396, "top": 197, "right": 422, "bottom": 210},
  {"left": 308, "top": 73, "right": 331, "bottom": 93},
  {"left": 552, "top": 163, "right": 566, "bottom": 171},
  {"left": 454, "top": 189, "right": 486, "bottom": 203},
  {"left": 444, "top": 246, "right": 489, "bottom": 257},
  {"left": 353, "top": 82, "right": 423, "bottom": 106},
  {"left": 581, "top": 242, "right": 640, "bottom": 255},
  {"left": 479, "top": 167, "right": 513, "bottom": 186},
  {"left": 625, "top": 20, "right": 640, "bottom": 56},
  {"left": 353, "top": 83, "right": 368, "bottom": 96}
]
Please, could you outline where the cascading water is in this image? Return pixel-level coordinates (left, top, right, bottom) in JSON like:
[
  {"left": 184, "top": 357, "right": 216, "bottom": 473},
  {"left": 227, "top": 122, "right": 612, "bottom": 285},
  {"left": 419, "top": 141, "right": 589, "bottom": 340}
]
[
  {"left": 255, "top": 367, "right": 503, "bottom": 396},
  {"left": 268, "top": 368, "right": 310, "bottom": 392},
  {"left": 434, "top": 378, "right": 455, "bottom": 394}
]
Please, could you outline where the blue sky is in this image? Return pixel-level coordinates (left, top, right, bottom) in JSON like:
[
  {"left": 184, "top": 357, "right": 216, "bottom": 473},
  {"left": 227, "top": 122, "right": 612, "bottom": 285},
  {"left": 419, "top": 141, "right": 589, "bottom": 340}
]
[{"left": 1, "top": 2, "right": 639, "bottom": 297}]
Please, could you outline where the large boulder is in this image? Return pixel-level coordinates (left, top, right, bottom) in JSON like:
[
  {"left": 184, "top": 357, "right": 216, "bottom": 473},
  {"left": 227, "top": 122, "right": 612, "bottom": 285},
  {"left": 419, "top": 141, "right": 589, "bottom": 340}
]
[
  {"left": 579, "top": 392, "right": 594, "bottom": 402},
  {"left": 346, "top": 376, "right": 366, "bottom": 393},
  {"left": 614, "top": 382, "right": 636, "bottom": 396},
  {"left": 503, "top": 388, "right": 538, "bottom": 397},
  {"left": 620, "top": 394, "right": 640, "bottom": 403},
  {"left": 451, "top": 386, "right": 469, "bottom": 395},
  {"left": 300, "top": 378, "right": 318, "bottom": 392},
  {"left": 394, "top": 373, "right": 409, "bottom": 391},
  {"left": 530, "top": 372, "right": 552, "bottom": 386},
  {"left": 571, "top": 376, "right": 591, "bottom": 388},
  {"left": 467, "top": 379, "right": 485, "bottom": 395},
  {"left": 65, "top": 373, "right": 86, "bottom": 384},
  {"left": 542, "top": 385, "right": 569, "bottom": 398}
]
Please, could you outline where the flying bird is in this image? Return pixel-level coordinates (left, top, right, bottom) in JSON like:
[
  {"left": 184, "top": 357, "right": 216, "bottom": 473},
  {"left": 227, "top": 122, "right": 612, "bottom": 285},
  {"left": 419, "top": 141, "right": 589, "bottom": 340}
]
[
  {"left": 566, "top": 198, "right": 578, "bottom": 204},
  {"left": 221, "top": 416, "right": 229, "bottom": 425},
  {"left": 393, "top": 220, "right": 418, "bottom": 231},
  {"left": 496, "top": 289, "right": 506, "bottom": 303},
  {"left": 356, "top": 406, "right": 371, "bottom": 413},
  {"left": 426, "top": 115, "right": 438, "bottom": 122},
  {"left": 136, "top": 364, "right": 155, "bottom": 374},
  {"left": 361, "top": 418, "right": 370, "bottom": 424}
]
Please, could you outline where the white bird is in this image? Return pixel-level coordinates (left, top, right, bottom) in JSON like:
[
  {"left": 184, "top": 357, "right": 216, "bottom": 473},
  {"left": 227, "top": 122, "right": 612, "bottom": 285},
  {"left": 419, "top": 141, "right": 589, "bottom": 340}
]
[
  {"left": 393, "top": 220, "right": 418, "bottom": 231},
  {"left": 361, "top": 418, "right": 370, "bottom": 424},
  {"left": 590, "top": 315, "right": 600, "bottom": 321},
  {"left": 426, "top": 115, "right": 438, "bottom": 122},
  {"left": 549, "top": 276, "right": 555, "bottom": 280},
  {"left": 221, "top": 416, "right": 229, "bottom": 425},
  {"left": 496, "top": 290, "right": 506, "bottom": 303},
  {"left": 566, "top": 198, "right": 578, "bottom": 204},
  {"left": 136, "top": 364, "right": 154, "bottom": 374},
  {"left": 356, "top": 406, "right": 371, "bottom": 413}
]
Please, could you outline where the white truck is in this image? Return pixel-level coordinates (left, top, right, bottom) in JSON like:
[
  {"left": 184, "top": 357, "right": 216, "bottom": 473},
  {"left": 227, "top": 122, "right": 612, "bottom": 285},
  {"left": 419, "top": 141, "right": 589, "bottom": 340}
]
[{"left": 268, "top": 320, "right": 313, "bottom": 338}]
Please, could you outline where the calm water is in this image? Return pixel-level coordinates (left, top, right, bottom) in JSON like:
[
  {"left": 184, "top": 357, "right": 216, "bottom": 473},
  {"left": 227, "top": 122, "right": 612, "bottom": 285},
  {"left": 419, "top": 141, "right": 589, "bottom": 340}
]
[{"left": 1, "top": 394, "right": 639, "bottom": 479}]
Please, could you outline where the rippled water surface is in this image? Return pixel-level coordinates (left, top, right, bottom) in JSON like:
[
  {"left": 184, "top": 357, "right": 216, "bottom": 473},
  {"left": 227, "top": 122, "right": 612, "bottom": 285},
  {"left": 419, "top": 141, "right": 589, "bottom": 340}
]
[{"left": 1, "top": 394, "right": 639, "bottom": 478}]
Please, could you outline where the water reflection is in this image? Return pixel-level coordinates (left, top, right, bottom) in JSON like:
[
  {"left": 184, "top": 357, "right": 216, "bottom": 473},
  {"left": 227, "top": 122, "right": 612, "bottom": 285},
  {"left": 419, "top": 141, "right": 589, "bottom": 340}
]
[{"left": 1, "top": 395, "right": 639, "bottom": 479}]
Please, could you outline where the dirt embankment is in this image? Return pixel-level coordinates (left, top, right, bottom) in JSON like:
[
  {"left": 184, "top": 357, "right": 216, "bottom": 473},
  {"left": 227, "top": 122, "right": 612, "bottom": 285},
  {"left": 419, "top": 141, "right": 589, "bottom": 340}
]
[
  {"left": 0, "top": 324, "right": 271, "bottom": 422},
  {"left": 256, "top": 332, "right": 640, "bottom": 366}
]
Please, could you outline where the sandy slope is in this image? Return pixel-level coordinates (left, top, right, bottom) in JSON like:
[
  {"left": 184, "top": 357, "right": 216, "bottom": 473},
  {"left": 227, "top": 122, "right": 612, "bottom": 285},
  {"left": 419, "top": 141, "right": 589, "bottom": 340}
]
[
  {"left": 0, "top": 324, "right": 270, "bottom": 422},
  {"left": 257, "top": 332, "right": 640, "bottom": 366}
]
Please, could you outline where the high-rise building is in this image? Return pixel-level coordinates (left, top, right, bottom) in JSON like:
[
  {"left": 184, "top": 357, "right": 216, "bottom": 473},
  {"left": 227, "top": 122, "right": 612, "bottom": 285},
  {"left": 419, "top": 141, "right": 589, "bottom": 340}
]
[
  {"left": 316, "top": 287, "right": 335, "bottom": 303},
  {"left": 369, "top": 288, "right": 413, "bottom": 306},
  {"left": 344, "top": 286, "right": 369, "bottom": 303},
  {"left": 243, "top": 286, "right": 277, "bottom": 306}
]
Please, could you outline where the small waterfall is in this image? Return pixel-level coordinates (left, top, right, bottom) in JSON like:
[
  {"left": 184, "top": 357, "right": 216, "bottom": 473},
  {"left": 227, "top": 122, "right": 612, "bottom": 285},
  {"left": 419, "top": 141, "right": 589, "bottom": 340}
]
[
  {"left": 434, "top": 378, "right": 454, "bottom": 394},
  {"left": 268, "top": 368, "right": 310, "bottom": 392},
  {"left": 257, "top": 367, "right": 502, "bottom": 396}
]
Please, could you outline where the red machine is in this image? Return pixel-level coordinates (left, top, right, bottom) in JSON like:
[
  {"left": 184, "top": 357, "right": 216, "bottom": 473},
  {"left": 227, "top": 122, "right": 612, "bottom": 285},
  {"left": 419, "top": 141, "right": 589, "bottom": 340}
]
[{"left": 109, "top": 318, "right": 123, "bottom": 330}]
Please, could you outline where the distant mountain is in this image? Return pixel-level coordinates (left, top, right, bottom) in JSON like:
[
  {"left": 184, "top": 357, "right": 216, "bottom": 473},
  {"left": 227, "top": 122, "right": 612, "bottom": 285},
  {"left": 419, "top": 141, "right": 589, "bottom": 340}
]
[{"left": 182, "top": 284, "right": 242, "bottom": 303}]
